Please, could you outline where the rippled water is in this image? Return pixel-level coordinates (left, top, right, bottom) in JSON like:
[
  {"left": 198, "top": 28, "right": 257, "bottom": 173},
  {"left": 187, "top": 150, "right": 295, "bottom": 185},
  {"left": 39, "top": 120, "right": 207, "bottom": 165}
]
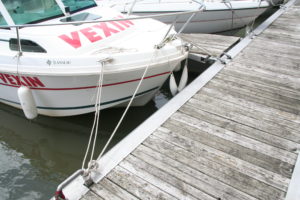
[{"left": 0, "top": 89, "right": 171, "bottom": 199}]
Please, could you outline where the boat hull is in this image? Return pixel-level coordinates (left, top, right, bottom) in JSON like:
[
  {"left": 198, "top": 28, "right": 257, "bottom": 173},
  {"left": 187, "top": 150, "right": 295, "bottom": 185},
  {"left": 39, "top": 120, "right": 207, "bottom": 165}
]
[
  {"left": 0, "top": 54, "right": 185, "bottom": 117},
  {"left": 102, "top": 0, "right": 270, "bottom": 33},
  {"left": 133, "top": 7, "right": 268, "bottom": 33},
  {"left": 165, "top": 7, "right": 268, "bottom": 33}
]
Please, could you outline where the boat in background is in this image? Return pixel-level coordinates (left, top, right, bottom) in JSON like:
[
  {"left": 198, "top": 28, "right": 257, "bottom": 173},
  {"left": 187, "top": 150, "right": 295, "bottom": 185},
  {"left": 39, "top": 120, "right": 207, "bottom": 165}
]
[
  {"left": 0, "top": 0, "right": 188, "bottom": 118},
  {"left": 97, "top": 0, "right": 270, "bottom": 33},
  {"left": 268, "top": 0, "right": 285, "bottom": 6}
]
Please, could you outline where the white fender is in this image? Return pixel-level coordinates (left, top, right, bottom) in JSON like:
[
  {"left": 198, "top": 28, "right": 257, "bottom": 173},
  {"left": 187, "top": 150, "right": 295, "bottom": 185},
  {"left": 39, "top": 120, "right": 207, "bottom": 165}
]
[
  {"left": 17, "top": 86, "right": 38, "bottom": 119},
  {"left": 178, "top": 64, "right": 188, "bottom": 92},
  {"left": 169, "top": 73, "right": 178, "bottom": 96}
]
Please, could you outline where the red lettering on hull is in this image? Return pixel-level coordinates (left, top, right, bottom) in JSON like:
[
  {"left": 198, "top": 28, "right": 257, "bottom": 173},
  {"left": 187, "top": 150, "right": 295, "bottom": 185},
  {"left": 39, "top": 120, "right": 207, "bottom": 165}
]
[
  {"left": 93, "top": 22, "right": 119, "bottom": 37},
  {"left": 0, "top": 73, "right": 7, "bottom": 83},
  {"left": 0, "top": 73, "right": 45, "bottom": 88},
  {"left": 11, "top": 75, "right": 30, "bottom": 86},
  {"left": 58, "top": 16, "right": 134, "bottom": 49},
  {"left": 80, "top": 27, "right": 102, "bottom": 43},
  {"left": 116, "top": 15, "right": 134, "bottom": 28},
  {"left": 26, "top": 77, "right": 45, "bottom": 87},
  {"left": 59, "top": 31, "right": 82, "bottom": 49}
]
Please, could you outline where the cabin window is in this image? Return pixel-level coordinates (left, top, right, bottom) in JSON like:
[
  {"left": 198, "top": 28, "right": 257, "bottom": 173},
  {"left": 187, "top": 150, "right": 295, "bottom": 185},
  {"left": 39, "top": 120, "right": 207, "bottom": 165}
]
[
  {"left": 0, "top": 12, "right": 7, "bottom": 26},
  {"left": 61, "top": 0, "right": 97, "bottom": 14},
  {"left": 2, "top": 0, "right": 64, "bottom": 24},
  {"left": 60, "top": 12, "right": 101, "bottom": 22},
  {"left": 9, "top": 39, "right": 46, "bottom": 53}
]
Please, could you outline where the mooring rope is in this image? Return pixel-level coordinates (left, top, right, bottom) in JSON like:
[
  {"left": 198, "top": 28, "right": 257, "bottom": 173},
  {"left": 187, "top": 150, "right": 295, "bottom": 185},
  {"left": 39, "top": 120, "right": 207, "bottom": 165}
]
[
  {"left": 222, "top": 0, "right": 252, "bottom": 31},
  {"left": 15, "top": 27, "right": 23, "bottom": 85},
  {"left": 97, "top": 51, "right": 157, "bottom": 161},
  {"left": 246, "top": 0, "right": 263, "bottom": 35},
  {"left": 81, "top": 60, "right": 105, "bottom": 170}
]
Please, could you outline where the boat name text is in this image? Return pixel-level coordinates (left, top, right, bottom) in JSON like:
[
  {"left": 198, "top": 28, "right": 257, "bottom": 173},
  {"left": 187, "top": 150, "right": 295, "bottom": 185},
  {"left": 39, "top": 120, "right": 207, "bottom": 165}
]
[
  {"left": 59, "top": 16, "right": 134, "bottom": 49},
  {"left": 0, "top": 73, "right": 45, "bottom": 88},
  {"left": 47, "top": 60, "right": 71, "bottom": 66}
]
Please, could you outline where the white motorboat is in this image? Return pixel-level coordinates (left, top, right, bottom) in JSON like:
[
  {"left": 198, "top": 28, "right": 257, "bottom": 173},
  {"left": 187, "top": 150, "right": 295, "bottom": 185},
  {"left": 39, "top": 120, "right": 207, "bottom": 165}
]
[
  {"left": 0, "top": 0, "right": 188, "bottom": 118},
  {"left": 98, "top": 0, "right": 270, "bottom": 33}
]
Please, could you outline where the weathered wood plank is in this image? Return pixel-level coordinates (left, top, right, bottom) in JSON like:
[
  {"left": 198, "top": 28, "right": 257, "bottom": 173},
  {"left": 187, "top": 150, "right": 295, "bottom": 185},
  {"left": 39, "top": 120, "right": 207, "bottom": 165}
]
[
  {"left": 272, "top": 19, "right": 300, "bottom": 28},
  {"left": 253, "top": 36, "right": 300, "bottom": 50},
  {"left": 222, "top": 63, "right": 300, "bottom": 92},
  {"left": 279, "top": 7, "right": 300, "bottom": 17},
  {"left": 80, "top": 191, "right": 103, "bottom": 200},
  {"left": 205, "top": 81, "right": 300, "bottom": 117},
  {"left": 167, "top": 112, "right": 295, "bottom": 178},
  {"left": 93, "top": 178, "right": 139, "bottom": 200},
  {"left": 180, "top": 33, "right": 239, "bottom": 47},
  {"left": 232, "top": 54, "right": 300, "bottom": 77},
  {"left": 179, "top": 33, "right": 239, "bottom": 56},
  {"left": 199, "top": 87, "right": 300, "bottom": 124},
  {"left": 146, "top": 133, "right": 286, "bottom": 200},
  {"left": 173, "top": 109, "right": 296, "bottom": 164},
  {"left": 185, "top": 96, "right": 300, "bottom": 149},
  {"left": 211, "top": 75, "right": 300, "bottom": 109},
  {"left": 133, "top": 144, "right": 257, "bottom": 200},
  {"left": 215, "top": 73, "right": 300, "bottom": 103},
  {"left": 265, "top": 23, "right": 300, "bottom": 35},
  {"left": 133, "top": 145, "right": 241, "bottom": 199},
  {"left": 278, "top": 14, "right": 300, "bottom": 21},
  {"left": 248, "top": 40, "right": 300, "bottom": 59},
  {"left": 237, "top": 47, "right": 300, "bottom": 69},
  {"left": 260, "top": 33, "right": 300, "bottom": 47},
  {"left": 160, "top": 119, "right": 292, "bottom": 188},
  {"left": 194, "top": 88, "right": 300, "bottom": 132},
  {"left": 90, "top": 182, "right": 123, "bottom": 200},
  {"left": 241, "top": 42, "right": 300, "bottom": 61},
  {"left": 120, "top": 156, "right": 202, "bottom": 200},
  {"left": 206, "top": 72, "right": 300, "bottom": 115},
  {"left": 222, "top": 65, "right": 300, "bottom": 93},
  {"left": 107, "top": 166, "right": 176, "bottom": 200},
  {"left": 261, "top": 27, "right": 300, "bottom": 42}
]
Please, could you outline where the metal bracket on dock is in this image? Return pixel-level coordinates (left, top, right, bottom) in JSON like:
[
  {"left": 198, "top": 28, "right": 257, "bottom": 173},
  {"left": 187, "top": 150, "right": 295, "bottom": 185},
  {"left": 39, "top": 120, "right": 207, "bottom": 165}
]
[
  {"left": 220, "top": 52, "right": 232, "bottom": 60},
  {"left": 55, "top": 169, "right": 84, "bottom": 200},
  {"left": 82, "top": 170, "right": 95, "bottom": 188}
]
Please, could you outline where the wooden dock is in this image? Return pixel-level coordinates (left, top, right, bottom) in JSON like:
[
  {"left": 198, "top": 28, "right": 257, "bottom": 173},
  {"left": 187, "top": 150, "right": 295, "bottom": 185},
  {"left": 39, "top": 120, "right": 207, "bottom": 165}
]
[
  {"left": 179, "top": 33, "right": 240, "bottom": 61},
  {"left": 60, "top": 1, "right": 300, "bottom": 200}
]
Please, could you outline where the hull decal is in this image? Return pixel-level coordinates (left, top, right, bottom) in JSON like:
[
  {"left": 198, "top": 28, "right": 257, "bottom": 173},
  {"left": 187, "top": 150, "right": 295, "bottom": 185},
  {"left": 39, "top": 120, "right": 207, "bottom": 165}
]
[
  {"left": 59, "top": 16, "right": 134, "bottom": 48},
  {"left": 0, "top": 71, "right": 170, "bottom": 90},
  {"left": 170, "top": 13, "right": 265, "bottom": 24}
]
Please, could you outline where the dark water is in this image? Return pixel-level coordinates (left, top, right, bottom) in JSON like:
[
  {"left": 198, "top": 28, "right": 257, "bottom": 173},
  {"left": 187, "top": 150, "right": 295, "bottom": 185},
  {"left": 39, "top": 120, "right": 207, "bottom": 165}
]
[
  {"left": 0, "top": 87, "right": 174, "bottom": 199},
  {"left": 0, "top": 7, "right": 278, "bottom": 200}
]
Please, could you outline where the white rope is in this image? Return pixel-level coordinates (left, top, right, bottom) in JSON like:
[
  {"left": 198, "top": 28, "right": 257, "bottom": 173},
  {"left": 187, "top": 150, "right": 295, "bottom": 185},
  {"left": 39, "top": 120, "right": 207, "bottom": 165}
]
[
  {"left": 222, "top": 0, "right": 235, "bottom": 29},
  {"left": 177, "top": 3, "right": 205, "bottom": 35},
  {"left": 246, "top": 0, "right": 262, "bottom": 35},
  {"left": 15, "top": 27, "right": 23, "bottom": 83},
  {"left": 97, "top": 51, "right": 157, "bottom": 161},
  {"left": 81, "top": 61, "right": 105, "bottom": 169},
  {"left": 222, "top": 0, "right": 264, "bottom": 35},
  {"left": 90, "top": 61, "right": 105, "bottom": 162}
]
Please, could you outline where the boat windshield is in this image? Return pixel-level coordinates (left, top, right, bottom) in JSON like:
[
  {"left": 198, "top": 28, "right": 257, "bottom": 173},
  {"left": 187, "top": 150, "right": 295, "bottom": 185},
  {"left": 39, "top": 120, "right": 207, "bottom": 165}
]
[
  {"left": 61, "top": 0, "right": 97, "bottom": 14},
  {"left": 0, "top": 12, "right": 7, "bottom": 26},
  {"left": 2, "top": 0, "right": 64, "bottom": 25}
]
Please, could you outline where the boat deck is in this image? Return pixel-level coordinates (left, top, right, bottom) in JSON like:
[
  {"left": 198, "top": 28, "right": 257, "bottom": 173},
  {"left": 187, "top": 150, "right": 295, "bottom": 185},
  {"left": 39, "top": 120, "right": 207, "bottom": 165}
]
[{"left": 62, "top": 2, "right": 300, "bottom": 200}]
